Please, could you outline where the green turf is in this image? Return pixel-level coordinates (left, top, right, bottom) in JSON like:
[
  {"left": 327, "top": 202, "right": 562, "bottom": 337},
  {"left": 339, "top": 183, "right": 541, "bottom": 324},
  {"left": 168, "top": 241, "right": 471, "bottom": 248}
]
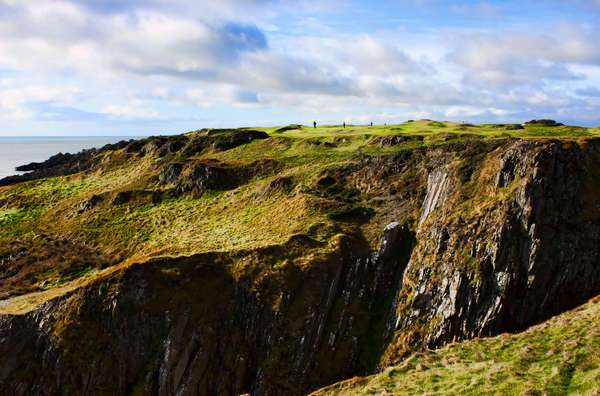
[{"left": 312, "top": 296, "right": 600, "bottom": 396}]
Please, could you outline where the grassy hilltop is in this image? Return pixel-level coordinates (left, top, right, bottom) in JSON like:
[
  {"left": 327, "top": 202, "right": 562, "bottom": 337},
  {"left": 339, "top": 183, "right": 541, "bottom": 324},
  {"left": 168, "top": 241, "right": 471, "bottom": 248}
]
[{"left": 1, "top": 119, "right": 600, "bottom": 307}]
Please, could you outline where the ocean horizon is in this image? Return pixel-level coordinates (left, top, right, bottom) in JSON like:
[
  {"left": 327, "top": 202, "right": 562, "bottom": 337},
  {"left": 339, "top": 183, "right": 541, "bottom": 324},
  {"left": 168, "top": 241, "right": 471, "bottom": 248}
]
[{"left": 0, "top": 136, "right": 146, "bottom": 179}]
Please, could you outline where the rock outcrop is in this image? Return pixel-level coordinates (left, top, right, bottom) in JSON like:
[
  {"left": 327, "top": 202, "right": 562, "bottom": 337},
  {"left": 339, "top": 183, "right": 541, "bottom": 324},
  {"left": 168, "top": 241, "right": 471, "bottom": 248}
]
[
  {"left": 158, "top": 159, "right": 279, "bottom": 195},
  {"left": 383, "top": 139, "right": 600, "bottom": 363},
  {"left": 0, "top": 129, "right": 269, "bottom": 186},
  {"left": 3, "top": 135, "right": 600, "bottom": 395},
  {"left": 0, "top": 229, "right": 414, "bottom": 396}
]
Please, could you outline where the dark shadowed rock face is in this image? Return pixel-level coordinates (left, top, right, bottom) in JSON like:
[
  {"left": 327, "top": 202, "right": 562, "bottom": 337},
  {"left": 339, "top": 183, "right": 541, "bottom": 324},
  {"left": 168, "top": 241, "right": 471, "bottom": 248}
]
[
  {"left": 157, "top": 161, "right": 239, "bottom": 194},
  {"left": 0, "top": 229, "right": 415, "bottom": 396},
  {"left": 111, "top": 191, "right": 133, "bottom": 205},
  {"left": 255, "top": 176, "right": 293, "bottom": 199},
  {"left": 158, "top": 159, "right": 279, "bottom": 196},
  {"left": 158, "top": 163, "right": 183, "bottom": 185}
]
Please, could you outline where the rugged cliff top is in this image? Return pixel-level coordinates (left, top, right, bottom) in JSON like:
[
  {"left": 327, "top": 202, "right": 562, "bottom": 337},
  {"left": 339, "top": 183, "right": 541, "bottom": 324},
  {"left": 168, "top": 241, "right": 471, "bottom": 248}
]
[
  {"left": 312, "top": 294, "right": 600, "bottom": 395},
  {"left": 1, "top": 119, "right": 599, "bottom": 311},
  {"left": 2, "top": 120, "right": 600, "bottom": 395}
]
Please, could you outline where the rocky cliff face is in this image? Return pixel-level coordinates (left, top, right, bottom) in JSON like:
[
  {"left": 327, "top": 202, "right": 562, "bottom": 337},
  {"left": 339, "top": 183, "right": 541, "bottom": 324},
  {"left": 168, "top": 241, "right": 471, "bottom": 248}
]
[
  {"left": 383, "top": 138, "right": 600, "bottom": 363},
  {"left": 0, "top": 229, "right": 414, "bottom": 395},
  {"left": 2, "top": 136, "right": 600, "bottom": 395}
]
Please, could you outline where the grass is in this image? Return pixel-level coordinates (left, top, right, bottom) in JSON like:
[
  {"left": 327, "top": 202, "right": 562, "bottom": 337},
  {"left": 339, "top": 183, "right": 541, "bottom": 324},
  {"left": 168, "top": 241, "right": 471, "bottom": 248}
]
[
  {"left": 1, "top": 119, "right": 599, "bottom": 305},
  {"left": 1, "top": 120, "right": 600, "bottom": 392},
  {"left": 311, "top": 295, "right": 600, "bottom": 396}
]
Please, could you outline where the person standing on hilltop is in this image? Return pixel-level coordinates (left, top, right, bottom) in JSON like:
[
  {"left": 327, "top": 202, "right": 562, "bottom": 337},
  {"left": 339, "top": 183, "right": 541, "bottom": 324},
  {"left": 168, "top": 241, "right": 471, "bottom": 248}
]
[
  {"left": 343, "top": 122, "right": 346, "bottom": 128},
  {"left": 313, "top": 121, "right": 316, "bottom": 128}
]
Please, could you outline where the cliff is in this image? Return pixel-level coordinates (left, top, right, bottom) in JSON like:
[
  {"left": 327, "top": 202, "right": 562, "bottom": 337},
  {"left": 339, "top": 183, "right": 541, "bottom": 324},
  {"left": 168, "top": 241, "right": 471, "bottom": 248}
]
[
  {"left": 312, "top": 294, "right": 600, "bottom": 395},
  {"left": 1, "top": 121, "right": 600, "bottom": 395}
]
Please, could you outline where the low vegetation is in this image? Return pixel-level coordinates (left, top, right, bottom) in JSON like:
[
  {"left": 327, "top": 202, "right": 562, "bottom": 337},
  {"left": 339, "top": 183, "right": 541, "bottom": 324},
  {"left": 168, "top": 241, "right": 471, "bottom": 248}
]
[
  {"left": 1, "top": 119, "right": 599, "bottom": 302},
  {"left": 2, "top": 119, "right": 600, "bottom": 393},
  {"left": 312, "top": 295, "right": 600, "bottom": 395}
]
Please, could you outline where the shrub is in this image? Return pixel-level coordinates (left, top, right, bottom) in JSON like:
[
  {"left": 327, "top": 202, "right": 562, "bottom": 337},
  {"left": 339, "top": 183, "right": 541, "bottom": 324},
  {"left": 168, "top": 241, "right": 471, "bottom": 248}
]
[
  {"left": 524, "top": 119, "right": 563, "bottom": 127},
  {"left": 505, "top": 124, "right": 524, "bottom": 130}
]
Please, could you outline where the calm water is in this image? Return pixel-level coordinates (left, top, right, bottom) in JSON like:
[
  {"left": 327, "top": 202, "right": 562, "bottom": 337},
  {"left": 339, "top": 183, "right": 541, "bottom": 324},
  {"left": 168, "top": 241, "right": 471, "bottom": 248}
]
[{"left": 0, "top": 137, "right": 142, "bottom": 179}]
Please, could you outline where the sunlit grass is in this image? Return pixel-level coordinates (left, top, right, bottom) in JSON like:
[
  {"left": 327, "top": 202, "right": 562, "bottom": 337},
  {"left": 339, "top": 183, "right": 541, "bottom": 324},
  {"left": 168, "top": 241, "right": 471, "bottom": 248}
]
[
  {"left": 1, "top": 119, "right": 599, "bottom": 287},
  {"left": 313, "top": 296, "right": 600, "bottom": 395}
]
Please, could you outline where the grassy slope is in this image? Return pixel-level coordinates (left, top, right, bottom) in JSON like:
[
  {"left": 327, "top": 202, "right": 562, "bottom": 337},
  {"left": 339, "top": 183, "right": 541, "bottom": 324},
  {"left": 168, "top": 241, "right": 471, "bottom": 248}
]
[
  {"left": 1, "top": 120, "right": 599, "bottom": 304},
  {"left": 312, "top": 295, "right": 600, "bottom": 396}
]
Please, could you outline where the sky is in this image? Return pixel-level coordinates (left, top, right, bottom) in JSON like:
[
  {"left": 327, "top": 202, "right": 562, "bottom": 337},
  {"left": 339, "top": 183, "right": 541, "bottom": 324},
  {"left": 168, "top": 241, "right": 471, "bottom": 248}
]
[{"left": 0, "top": 0, "right": 599, "bottom": 136}]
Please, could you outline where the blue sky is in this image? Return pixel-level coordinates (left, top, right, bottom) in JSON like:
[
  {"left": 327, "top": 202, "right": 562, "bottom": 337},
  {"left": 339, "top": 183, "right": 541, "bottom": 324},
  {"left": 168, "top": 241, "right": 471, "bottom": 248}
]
[{"left": 0, "top": 0, "right": 599, "bottom": 136}]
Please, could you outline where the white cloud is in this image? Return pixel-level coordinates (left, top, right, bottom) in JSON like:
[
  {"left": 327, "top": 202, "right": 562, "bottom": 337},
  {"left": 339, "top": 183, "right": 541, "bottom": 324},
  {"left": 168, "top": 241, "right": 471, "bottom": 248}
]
[
  {"left": 449, "top": 25, "right": 600, "bottom": 86},
  {"left": 101, "top": 104, "right": 163, "bottom": 120},
  {"left": 0, "top": 0, "right": 598, "bottom": 132},
  {"left": 0, "top": 82, "right": 81, "bottom": 120},
  {"left": 444, "top": 106, "right": 486, "bottom": 118},
  {"left": 0, "top": 2, "right": 268, "bottom": 80}
]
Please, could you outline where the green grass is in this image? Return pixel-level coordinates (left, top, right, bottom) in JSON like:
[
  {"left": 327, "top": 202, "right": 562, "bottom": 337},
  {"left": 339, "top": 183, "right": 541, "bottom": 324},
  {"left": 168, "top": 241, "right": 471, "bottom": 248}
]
[
  {"left": 37, "top": 266, "right": 102, "bottom": 289},
  {"left": 1, "top": 119, "right": 599, "bottom": 288},
  {"left": 313, "top": 295, "right": 600, "bottom": 396}
]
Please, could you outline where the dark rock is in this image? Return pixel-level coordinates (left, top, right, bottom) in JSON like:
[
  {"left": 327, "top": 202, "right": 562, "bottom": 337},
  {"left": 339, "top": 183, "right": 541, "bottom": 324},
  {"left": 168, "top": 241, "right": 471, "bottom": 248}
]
[
  {"left": 373, "top": 135, "right": 407, "bottom": 146},
  {"left": 77, "top": 194, "right": 103, "bottom": 214},
  {"left": 175, "top": 163, "right": 236, "bottom": 194},
  {"left": 16, "top": 152, "right": 74, "bottom": 172},
  {"left": 0, "top": 139, "right": 136, "bottom": 186},
  {"left": 111, "top": 191, "right": 132, "bottom": 205},
  {"left": 138, "top": 137, "right": 188, "bottom": 158},
  {"left": 181, "top": 135, "right": 211, "bottom": 157},
  {"left": 138, "top": 139, "right": 164, "bottom": 157},
  {"left": 125, "top": 139, "right": 146, "bottom": 153},
  {"left": 315, "top": 175, "right": 336, "bottom": 188},
  {"left": 157, "top": 140, "right": 186, "bottom": 157},
  {"left": 0, "top": 174, "right": 35, "bottom": 186},
  {"left": 159, "top": 159, "right": 278, "bottom": 196},
  {"left": 158, "top": 163, "right": 183, "bottom": 185},
  {"left": 1, "top": 149, "right": 100, "bottom": 187}
]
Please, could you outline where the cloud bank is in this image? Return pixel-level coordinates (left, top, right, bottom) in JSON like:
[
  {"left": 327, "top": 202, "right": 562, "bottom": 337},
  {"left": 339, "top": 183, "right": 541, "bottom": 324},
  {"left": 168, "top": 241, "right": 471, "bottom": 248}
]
[{"left": 0, "top": 0, "right": 599, "bottom": 135}]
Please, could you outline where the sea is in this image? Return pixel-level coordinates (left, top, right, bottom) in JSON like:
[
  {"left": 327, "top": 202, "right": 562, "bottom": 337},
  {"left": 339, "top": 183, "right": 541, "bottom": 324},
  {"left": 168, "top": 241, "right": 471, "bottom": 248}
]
[{"left": 0, "top": 137, "right": 143, "bottom": 179}]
